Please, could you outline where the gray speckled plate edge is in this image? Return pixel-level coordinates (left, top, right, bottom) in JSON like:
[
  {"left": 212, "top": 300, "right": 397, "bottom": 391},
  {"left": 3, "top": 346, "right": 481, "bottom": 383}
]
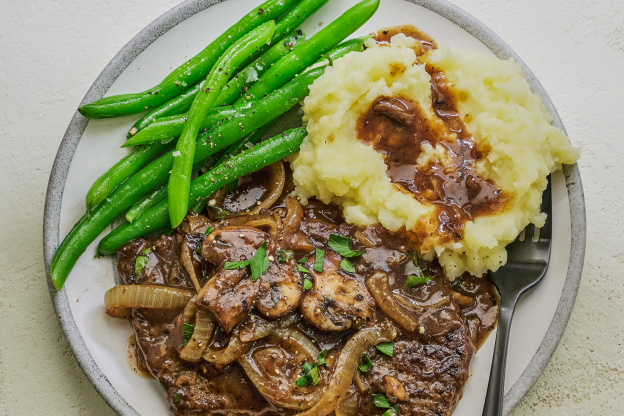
[{"left": 42, "top": 0, "right": 586, "bottom": 415}]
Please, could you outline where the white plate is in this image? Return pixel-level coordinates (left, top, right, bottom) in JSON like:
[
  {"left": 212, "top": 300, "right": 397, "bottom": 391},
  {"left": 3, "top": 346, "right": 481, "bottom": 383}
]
[{"left": 43, "top": 1, "right": 586, "bottom": 415}]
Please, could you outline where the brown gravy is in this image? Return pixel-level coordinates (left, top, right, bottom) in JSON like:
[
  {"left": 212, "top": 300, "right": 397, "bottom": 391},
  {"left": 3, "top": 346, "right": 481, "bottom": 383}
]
[
  {"left": 373, "top": 24, "right": 437, "bottom": 53},
  {"left": 357, "top": 29, "right": 508, "bottom": 241}
]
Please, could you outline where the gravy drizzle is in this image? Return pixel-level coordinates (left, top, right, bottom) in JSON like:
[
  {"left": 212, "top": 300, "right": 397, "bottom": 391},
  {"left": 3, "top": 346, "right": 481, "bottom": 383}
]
[{"left": 357, "top": 26, "right": 508, "bottom": 241}]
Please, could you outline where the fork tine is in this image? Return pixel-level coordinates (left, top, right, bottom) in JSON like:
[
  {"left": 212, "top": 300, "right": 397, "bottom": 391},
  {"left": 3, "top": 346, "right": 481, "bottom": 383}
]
[
  {"left": 539, "top": 175, "right": 553, "bottom": 241},
  {"left": 522, "top": 223, "right": 536, "bottom": 243}
]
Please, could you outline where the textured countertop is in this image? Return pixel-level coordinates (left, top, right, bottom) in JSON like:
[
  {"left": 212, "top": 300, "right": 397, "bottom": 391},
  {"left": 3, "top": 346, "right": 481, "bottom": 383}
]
[{"left": 1, "top": 0, "right": 623, "bottom": 414}]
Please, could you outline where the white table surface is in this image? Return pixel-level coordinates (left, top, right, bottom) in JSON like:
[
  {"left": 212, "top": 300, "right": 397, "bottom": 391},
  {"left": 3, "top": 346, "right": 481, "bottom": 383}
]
[{"left": 1, "top": 0, "right": 623, "bottom": 414}]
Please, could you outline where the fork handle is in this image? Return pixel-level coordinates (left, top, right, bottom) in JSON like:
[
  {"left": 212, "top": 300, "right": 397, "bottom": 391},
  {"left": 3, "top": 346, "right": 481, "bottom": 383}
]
[{"left": 482, "top": 304, "right": 516, "bottom": 416}]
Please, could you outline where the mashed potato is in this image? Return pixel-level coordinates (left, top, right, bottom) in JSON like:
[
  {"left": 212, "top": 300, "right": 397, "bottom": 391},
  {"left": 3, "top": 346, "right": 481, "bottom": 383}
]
[{"left": 291, "top": 35, "right": 579, "bottom": 279}]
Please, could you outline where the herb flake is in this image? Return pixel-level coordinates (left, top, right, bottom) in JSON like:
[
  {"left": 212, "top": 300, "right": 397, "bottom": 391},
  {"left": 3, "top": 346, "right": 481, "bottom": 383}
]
[
  {"left": 373, "top": 394, "right": 399, "bottom": 415},
  {"left": 340, "top": 258, "right": 355, "bottom": 273},
  {"left": 134, "top": 248, "right": 151, "bottom": 275},
  {"left": 406, "top": 264, "right": 432, "bottom": 288},
  {"left": 297, "top": 264, "right": 312, "bottom": 274},
  {"left": 303, "top": 278, "right": 313, "bottom": 291},
  {"left": 224, "top": 260, "right": 250, "bottom": 270},
  {"left": 328, "top": 234, "right": 363, "bottom": 258},
  {"left": 376, "top": 342, "right": 394, "bottom": 357},
  {"left": 183, "top": 323, "right": 194, "bottom": 346},
  {"left": 295, "top": 349, "right": 328, "bottom": 387},
  {"left": 314, "top": 248, "right": 325, "bottom": 272},
  {"left": 172, "top": 393, "right": 183, "bottom": 406},
  {"left": 250, "top": 242, "right": 270, "bottom": 281},
  {"left": 358, "top": 353, "right": 374, "bottom": 372}
]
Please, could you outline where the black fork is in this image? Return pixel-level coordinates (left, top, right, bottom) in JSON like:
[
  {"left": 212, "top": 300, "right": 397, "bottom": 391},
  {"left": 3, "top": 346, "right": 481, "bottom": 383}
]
[{"left": 482, "top": 177, "right": 552, "bottom": 416}]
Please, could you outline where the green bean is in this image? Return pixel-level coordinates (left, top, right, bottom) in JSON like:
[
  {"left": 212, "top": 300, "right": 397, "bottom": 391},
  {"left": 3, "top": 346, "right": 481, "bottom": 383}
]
[
  {"left": 127, "top": 83, "right": 201, "bottom": 138},
  {"left": 169, "top": 21, "right": 276, "bottom": 228},
  {"left": 85, "top": 143, "right": 171, "bottom": 210},
  {"left": 123, "top": 105, "right": 239, "bottom": 148},
  {"left": 241, "top": 0, "right": 380, "bottom": 103},
  {"left": 125, "top": 184, "right": 167, "bottom": 223},
  {"left": 50, "top": 66, "right": 325, "bottom": 290},
  {"left": 78, "top": 0, "right": 298, "bottom": 119},
  {"left": 311, "top": 36, "right": 368, "bottom": 66},
  {"left": 97, "top": 127, "right": 307, "bottom": 255}
]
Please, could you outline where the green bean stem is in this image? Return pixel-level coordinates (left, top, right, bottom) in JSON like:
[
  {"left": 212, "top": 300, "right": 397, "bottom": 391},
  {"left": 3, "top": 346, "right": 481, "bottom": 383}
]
[
  {"left": 169, "top": 21, "right": 276, "bottom": 228},
  {"left": 241, "top": 0, "right": 380, "bottom": 102},
  {"left": 78, "top": 0, "right": 298, "bottom": 119},
  {"left": 50, "top": 66, "right": 325, "bottom": 290},
  {"left": 98, "top": 127, "right": 307, "bottom": 254}
]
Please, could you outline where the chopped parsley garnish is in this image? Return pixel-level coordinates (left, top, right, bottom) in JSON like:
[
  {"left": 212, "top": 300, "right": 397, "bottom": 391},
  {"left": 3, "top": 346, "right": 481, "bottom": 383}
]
[
  {"left": 297, "top": 264, "right": 312, "bottom": 274},
  {"left": 183, "top": 323, "right": 194, "bottom": 346},
  {"left": 250, "top": 242, "right": 270, "bottom": 281},
  {"left": 195, "top": 243, "right": 202, "bottom": 255},
  {"left": 313, "top": 248, "right": 325, "bottom": 272},
  {"left": 317, "top": 349, "right": 328, "bottom": 365},
  {"left": 134, "top": 248, "right": 151, "bottom": 275},
  {"left": 406, "top": 264, "right": 432, "bottom": 288},
  {"left": 358, "top": 353, "right": 374, "bottom": 372},
  {"left": 303, "top": 278, "right": 313, "bottom": 291},
  {"left": 277, "top": 249, "right": 294, "bottom": 263},
  {"left": 340, "top": 258, "right": 355, "bottom": 273},
  {"left": 328, "top": 234, "right": 363, "bottom": 258},
  {"left": 376, "top": 342, "right": 394, "bottom": 357},
  {"left": 204, "top": 226, "right": 215, "bottom": 235},
  {"left": 373, "top": 394, "right": 398, "bottom": 415},
  {"left": 298, "top": 256, "right": 308, "bottom": 264},
  {"left": 223, "top": 260, "right": 250, "bottom": 270},
  {"left": 295, "top": 349, "right": 328, "bottom": 387},
  {"left": 171, "top": 393, "right": 183, "bottom": 405}
]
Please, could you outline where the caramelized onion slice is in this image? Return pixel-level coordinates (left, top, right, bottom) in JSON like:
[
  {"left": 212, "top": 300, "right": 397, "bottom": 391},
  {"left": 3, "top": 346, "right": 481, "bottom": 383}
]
[
  {"left": 182, "top": 295, "right": 198, "bottom": 324},
  {"left": 181, "top": 242, "right": 201, "bottom": 292},
  {"left": 335, "top": 385, "right": 360, "bottom": 416},
  {"left": 238, "top": 328, "right": 324, "bottom": 410},
  {"left": 246, "top": 161, "right": 286, "bottom": 215},
  {"left": 298, "top": 321, "right": 397, "bottom": 416},
  {"left": 180, "top": 308, "right": 215, "bottom": 363},
  {"left": 222, "top": 214, "right": 279, "bottom": 240},
  {"left": 202, "top": 328, "right": 250, "bottom": 368},
  {"left": 239, "top": 314, "right": 301, "bottom": 342},
  {"left": 104, "top": 285, "right": 195, "bottom": 319},
  {"left": 282, "top": 196, "right": 303, "bottom": 238},
  {"left": 366, "top": 272, "right": 418, "bottom": 332}
]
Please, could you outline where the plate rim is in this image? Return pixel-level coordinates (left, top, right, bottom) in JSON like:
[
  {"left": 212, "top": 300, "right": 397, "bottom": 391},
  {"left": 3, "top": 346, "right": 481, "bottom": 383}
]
[{"left": 42, "top": 0, "right": 587, "bottom": 415}]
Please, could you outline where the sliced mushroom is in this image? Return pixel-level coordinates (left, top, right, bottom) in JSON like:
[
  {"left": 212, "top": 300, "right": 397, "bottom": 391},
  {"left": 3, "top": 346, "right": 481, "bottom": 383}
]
[
  {"left": 299, "top": 251, "right": 374, "bottom": 332},
  {"left": 383, "top": 375, "right": 408, "bottom": 403},
  {"left": 256, "top": 259, "right": 302, "bottom": 319}
]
